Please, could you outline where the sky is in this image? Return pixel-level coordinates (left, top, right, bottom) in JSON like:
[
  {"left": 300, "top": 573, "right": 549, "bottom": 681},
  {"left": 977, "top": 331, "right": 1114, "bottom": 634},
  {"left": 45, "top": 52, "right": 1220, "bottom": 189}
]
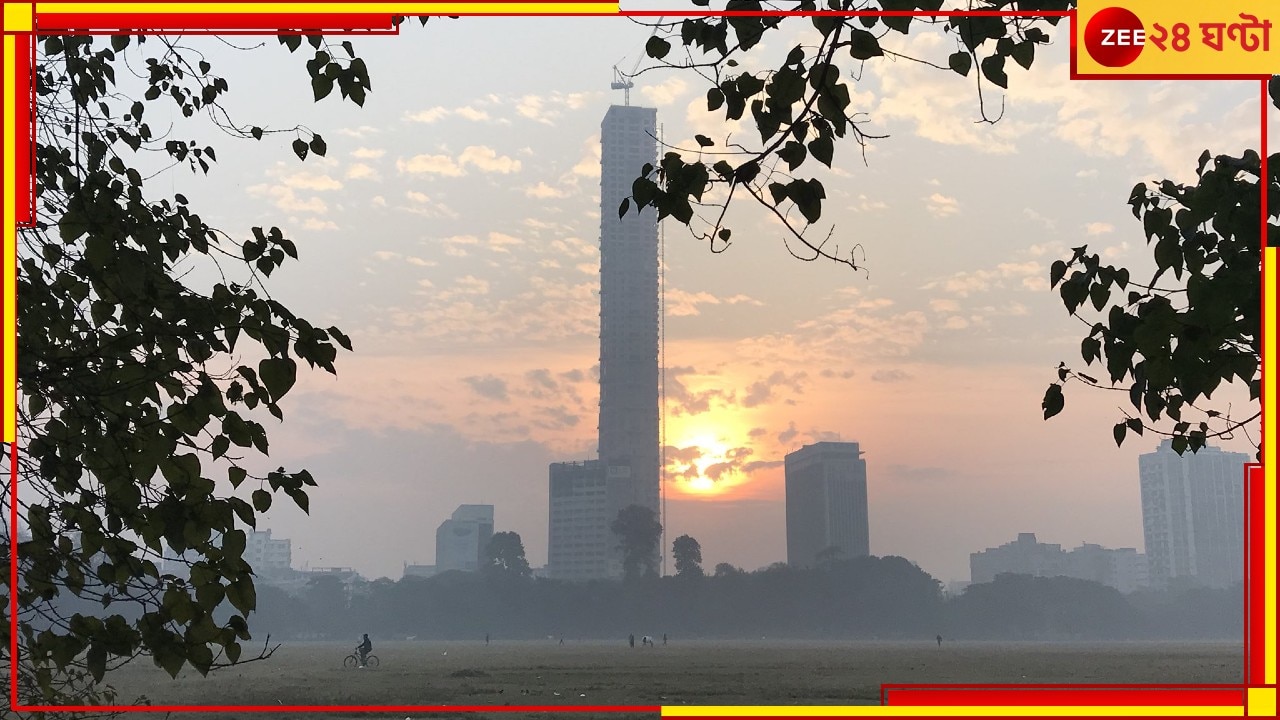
[{"left": 142, "top": 11, "right": 1271, "bottom": 584}]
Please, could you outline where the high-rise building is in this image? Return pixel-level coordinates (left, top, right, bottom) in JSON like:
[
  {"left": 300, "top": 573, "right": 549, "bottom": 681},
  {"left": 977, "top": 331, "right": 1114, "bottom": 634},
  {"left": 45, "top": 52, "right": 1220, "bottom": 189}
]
[
  {"left": 435, "top": 504, "right": 494, "bottom": 573},
  {"left": 784, "top": 441, "right": 870, "bottom": 566},
  {"left": 597, "top": 104, "right": 660, "bottom": 524},
  {"left": 1139, "top": 440, "right": 1247, "bottom": 589},
  {"left": 546, "top": 103, "right": 660, "bottom": 581},
  {"left": 547, "top": 459, "right": 612, "bottom": 579}
]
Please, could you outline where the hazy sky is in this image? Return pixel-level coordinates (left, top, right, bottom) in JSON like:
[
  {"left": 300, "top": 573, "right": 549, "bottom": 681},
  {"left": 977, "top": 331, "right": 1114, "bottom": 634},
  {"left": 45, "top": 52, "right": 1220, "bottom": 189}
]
[{"left": 146, "top": 12, "right": 1270, "bottom": 584}]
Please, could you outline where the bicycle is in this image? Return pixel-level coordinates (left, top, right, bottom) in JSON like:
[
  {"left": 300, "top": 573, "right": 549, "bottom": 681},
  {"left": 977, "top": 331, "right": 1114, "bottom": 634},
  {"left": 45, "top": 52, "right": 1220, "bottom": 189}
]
[{"left": 343, "top": 649, "right": 379, "bottom": 668}]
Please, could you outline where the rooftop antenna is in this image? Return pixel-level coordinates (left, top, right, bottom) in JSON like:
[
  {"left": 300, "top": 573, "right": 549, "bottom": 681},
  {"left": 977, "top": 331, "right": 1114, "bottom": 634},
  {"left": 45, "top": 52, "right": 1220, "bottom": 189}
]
[{"left": 611, "top": 21, "right": 663, "bottom": 106}]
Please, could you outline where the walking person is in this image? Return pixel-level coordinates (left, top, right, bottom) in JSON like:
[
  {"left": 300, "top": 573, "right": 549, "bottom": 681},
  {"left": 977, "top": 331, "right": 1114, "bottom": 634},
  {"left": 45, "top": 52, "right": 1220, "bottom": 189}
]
[{"left": 629, "top": 633, "right": 635, "bottom": 648}]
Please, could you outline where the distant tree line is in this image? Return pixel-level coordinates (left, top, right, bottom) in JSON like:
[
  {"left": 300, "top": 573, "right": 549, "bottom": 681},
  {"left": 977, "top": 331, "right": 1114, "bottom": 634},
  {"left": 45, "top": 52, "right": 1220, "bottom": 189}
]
[{"left": 240, "top": 531, "right": 1242, "bottom": 643}]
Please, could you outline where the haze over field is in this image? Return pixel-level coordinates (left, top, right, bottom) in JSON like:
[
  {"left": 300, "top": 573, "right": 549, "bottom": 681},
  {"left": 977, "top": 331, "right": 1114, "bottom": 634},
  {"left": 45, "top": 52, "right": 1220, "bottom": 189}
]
[{"left": 154, "top": 14, "right": 1269, "bottom": 584}]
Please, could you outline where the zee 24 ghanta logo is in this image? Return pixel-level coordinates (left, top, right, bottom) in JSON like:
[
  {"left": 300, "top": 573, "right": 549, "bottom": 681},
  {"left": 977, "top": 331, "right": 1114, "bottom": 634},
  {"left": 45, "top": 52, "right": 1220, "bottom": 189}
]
[{"left": 1084, "top": 6, "right": 1272, "bottom": 68}]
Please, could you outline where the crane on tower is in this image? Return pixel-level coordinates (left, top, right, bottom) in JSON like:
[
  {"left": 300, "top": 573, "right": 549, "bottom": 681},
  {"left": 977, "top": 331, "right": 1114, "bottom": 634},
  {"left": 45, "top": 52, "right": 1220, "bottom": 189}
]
[{"left": 611, "top": 21, "right": 662, "bottom": 106}]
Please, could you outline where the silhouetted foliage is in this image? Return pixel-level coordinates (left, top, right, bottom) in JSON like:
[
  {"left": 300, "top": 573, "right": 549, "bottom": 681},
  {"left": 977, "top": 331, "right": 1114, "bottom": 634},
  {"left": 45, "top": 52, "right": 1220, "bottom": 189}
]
[
  {"left": 484, "top": 531, "right": 532, "bottom": 579},
  {"left": 244, "top": 558, "right": 1238, "bottom": 643},
  {"left": 672, "top": 535, "right": 704, "bottom": 577},
  {"left": 611, "top": 505, "right": 663, "bottom": 581}
]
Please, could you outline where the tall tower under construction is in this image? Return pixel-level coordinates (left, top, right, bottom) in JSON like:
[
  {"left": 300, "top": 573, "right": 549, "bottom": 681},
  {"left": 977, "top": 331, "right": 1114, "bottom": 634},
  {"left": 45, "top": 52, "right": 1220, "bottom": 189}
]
[
  {"left": 546, "top": 104, "right": 659, "bottom": 580},
  {"left": 597, "top": 104, "right": 661, "bottom": 526}
]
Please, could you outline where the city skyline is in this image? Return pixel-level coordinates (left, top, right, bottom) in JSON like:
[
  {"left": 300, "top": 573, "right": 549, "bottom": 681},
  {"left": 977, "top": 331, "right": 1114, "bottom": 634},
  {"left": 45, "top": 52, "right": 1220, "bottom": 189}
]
[{"left": 152, "top": 17, "right": 1267, "bottom": 584}]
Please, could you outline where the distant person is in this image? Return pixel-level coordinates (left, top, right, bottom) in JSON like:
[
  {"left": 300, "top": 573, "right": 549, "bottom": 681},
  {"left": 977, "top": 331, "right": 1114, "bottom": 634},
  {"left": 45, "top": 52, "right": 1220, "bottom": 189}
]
[
  {"left": 663, "top": 633, "right": 667, "bottom": 646},
  {"left": 357, "top": 633, "right": 373, "bottom": 667},
  {"left": 936, "top": 634, "right": 943, "bottom": 647},
  {"left": 485, "top": 633, "right": 490, "bottom": 646},
  {"left": 559, "top": 637, "right": 564, "bottom": 646},
  {"left": 629, "top": 633, "right": 635, "bottom": 648}
]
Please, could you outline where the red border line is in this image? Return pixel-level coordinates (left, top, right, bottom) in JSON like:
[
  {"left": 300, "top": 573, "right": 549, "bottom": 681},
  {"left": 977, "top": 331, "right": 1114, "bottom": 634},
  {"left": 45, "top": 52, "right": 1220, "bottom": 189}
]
[{"left": 7, "top": 5, "right": 1268, "bottom": 715}]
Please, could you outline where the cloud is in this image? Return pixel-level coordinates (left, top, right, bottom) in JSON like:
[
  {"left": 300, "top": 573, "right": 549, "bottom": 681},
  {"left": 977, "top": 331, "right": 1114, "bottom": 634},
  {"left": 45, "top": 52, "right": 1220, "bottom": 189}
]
[
  {"left": 346, "top": 163, "right": 378, "bottom": 181},
  {"left": 923, "top": 261, "right": 1042, "bottom": 297},
  {"left": 926, "top": 193, "right": 960, "bottom": 218},
  {"left": 463, "top": 375, "right": 509, "bottom": 402},
  {"left": 459, "top": 145, "right": 522, "bottom": 174},
  {"left": 397, "top": 154, "right": 464, "bottom": 176},
  {"left": 871, "top": 368, "right": 912, "bottom": 383},
  {"left": 570, "top": 135, "right": 602, "bottom": 179},
  {"left": 525, "top": 182, "right": 568, "bottom": 199},
  {"left": 351, "top": 147, "right": 385, "bottom": 159},
  {"left": 405, "top": 107, "right": 449, "bottom": 123},
  {"left": 666, "top": 289, "right": 764, "bottom": 317},
  {"left": 336, "top": 125, "right": 380, "bottom": 138},
  {"left": 246, "top": 184, "right": 327, "bottom": 214},
  {"left": 1085, "top": 222, "right": 1114, "bottom": 235},
  {"left": 406, "top": 190, "right": 431, "bottom": 204},
  {"left": 487, "top": 232, "right": 524, "bottom": 253},
  {"left": 302, "top": 218, "right": 338, "bottom": 231},
  {"left": 639, "top": 76, "right": 689, "bottom": 107},
  {"left": 942, "top": 316, "right": 970, "bottom": 330},
  {"left": 280, "top": 171, "right": 342, "bottom": 191},
  {"left": 742, "top": 371, "right": 807, "bottom": 408},
  {"left": 455, "top": 106, "right": 491, "bottom": 122}
]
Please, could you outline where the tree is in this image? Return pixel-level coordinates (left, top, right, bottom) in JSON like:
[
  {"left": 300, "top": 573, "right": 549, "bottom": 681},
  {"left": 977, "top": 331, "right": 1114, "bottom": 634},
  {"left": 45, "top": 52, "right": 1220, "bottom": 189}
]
[
  {"left": 1042, "top": 91, "right": 1276, "bottom": 457},
  {"left": 714, "top": 562, "right": 744, "bottom": 577},
  {"left": 815, "top": 545, "right": 845, "bottom": 566},
  {"left": 672, "top": 534, "right": 704, "bottom": 577},
  {"left": 611, "top": 504, "right": 663, "bottom": 581},
  {"left": 5, "top": 31, "right": 375, "bottom": 709},
  {"left": 621, "top": 1, "right": 1071, "bottom": 267},
  {"left": 483, "top": 531, "right": 532, "bottom": 579}
]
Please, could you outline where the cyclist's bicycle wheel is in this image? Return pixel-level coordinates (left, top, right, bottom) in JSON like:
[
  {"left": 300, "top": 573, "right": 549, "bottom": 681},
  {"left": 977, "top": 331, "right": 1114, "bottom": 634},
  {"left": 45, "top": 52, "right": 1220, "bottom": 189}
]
[
  {"left": 343, "top": 654, "right": 359, "bottom": 669},
  {"left": 365, "top": 654, "right": 380, "bottom": 668}
]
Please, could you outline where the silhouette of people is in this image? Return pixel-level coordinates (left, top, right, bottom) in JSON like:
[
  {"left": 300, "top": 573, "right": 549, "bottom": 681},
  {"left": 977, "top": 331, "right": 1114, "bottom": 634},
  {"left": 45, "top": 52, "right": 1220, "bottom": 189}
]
[
  {"left": 628, "top": 633, "right": 635, "bottom": 648},
  {"left": 663, "top": 633, "right": 668, "bottom": 646},
  {"left": 936, "top": 634, "right": 943, "bottom": 647},
  {"left": 357, "top": 633, "right": 373, "bottom": 667},
  {"left": 485, "top": 633, "right": 490, "bottom": 646},
  {"left": 559, "top": 637, "right": 564, "bottom": 646}
]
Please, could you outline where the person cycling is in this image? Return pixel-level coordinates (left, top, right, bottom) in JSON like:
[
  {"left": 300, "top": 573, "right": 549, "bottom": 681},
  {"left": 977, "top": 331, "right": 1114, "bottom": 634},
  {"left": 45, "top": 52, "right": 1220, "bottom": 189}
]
[{"left": 357, "top": 633, "right": 373, "bottom": 667}]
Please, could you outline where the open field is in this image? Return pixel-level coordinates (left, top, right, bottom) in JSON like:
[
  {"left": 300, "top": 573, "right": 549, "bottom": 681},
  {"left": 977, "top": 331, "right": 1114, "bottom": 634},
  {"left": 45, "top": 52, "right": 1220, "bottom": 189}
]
[{"left": 99, "top": 639, "right": 1242, "bottom": 719}]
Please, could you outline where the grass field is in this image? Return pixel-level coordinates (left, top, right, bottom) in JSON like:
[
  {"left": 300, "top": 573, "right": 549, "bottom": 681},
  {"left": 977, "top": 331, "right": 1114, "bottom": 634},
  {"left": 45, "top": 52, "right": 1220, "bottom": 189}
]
[{"left": 99, "top": 639, "right": 1243, "bottom": 719}]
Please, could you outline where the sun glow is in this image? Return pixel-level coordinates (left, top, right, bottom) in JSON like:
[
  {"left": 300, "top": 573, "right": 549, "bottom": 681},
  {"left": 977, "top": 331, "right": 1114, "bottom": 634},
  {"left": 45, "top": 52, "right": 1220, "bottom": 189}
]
[{"left": 665, "top": 421, "right": 754, "bottom": 498}]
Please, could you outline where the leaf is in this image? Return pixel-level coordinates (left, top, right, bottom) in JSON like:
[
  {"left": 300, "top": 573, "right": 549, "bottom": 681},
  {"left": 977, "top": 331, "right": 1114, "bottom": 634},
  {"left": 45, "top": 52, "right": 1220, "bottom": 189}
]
[
  {"left": 250, "top": 126, "right": 263, "bottom": 140},
  {"left": 327, "top": 326, "right": 353, "bottom": 351},
  {"left": 258, "top": 357, "right": 297, "bottom": 401},
  {"left": 695, "top": 134, "right": 713, "bottom": 148},
  {"left": 1042, "top": 383, "right": 1065, "bottom": 420},
  {"left": 980, "top": 54, "right": 1008, "bottom": 89},
  {"left": 807, "top": 136, "right": 833, "bottom": 167},
  {"left": 1049, "top": 260, "right": 1068, "bottom": 288},
  {"left": 1270, "top": 75, "right": 1280, "bottom": 111},
  {"left": 645, "top": 35, "right": 672, "bottom": 60},
  {"left": 848, "top": 29, "right": 883, "bottom": 60},
  {"left": 291, "top": 138, "right": 308, "bottom": 161},
  {"left": 948, "top": 51, "right": 972, "bottom": 77},
  {"left": 228, "top": 466, "right": 247, "bottom": 487},
  {"left": 618, "top": 197, "right": 630, "bottom": 219},
  {"left": 777, "top": 141, "right": 806, "bottom": 171},
  {"left": 309, "top": 134, "right": 327, "bottom": 157},
  {"left": 312, "top": 74, "right": 334, "bottom": 101},
  {"left": 252, "top": 489, "right": 272, "bottom": 512},
  {"left": 1010, "top": 41, "right": 1035, "bottom": 70},
  {"left": 706, "top": 87, "right": 724, "bottom": 112},
  {"left": 1112, "top": 422, "right": 1126, "bottom": 447}
]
